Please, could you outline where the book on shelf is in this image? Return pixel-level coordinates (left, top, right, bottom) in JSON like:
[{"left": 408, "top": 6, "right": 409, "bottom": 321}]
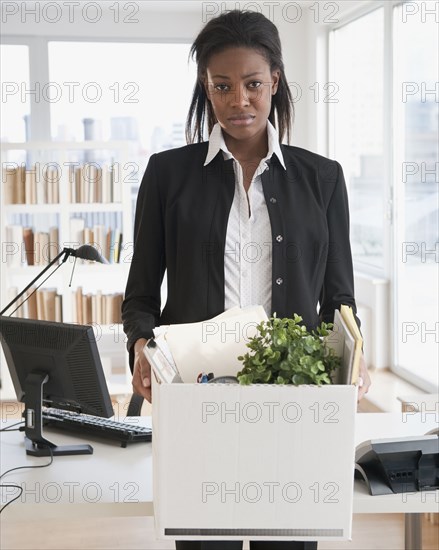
[
  {"left": 3, "top": 165, "right": 16, "bottom": 204},
  {"left": 68, "top": 164, "right": 120, "bottom": 204},
  {"left": 73, "top": 287, "right": 123, "bottom": 325},
  {"left": 326, "top": 305, "right": 363, "bottom": 385},
  {"left": 69, "top": 218, "right": 122, "bottom": 263},
  {"left": 2, "top": 165, "right": 60, "bottom": 205},
  {"left": 5, "top": 224, "right": 60, "bottom": 267},
  {"left": 25, "top": 170, "right": 36, "bottom": 204},
  {"left": 7, "top": 286, "right": 62, "bottom": 322},
  {"left": 34, "top": 227, "right": 60, "bottom": 266},
  {"left": 5, "top": 225, "right": 24, "bottom": 268},
  {"left": 45, "top": 165, "right": 60, "bottom": 204},
  {"left": 48, "top": 227, "right": 60, "bottom": 262},
  {"left": 15, "top": 166, "right": 25, "bottom": 204},
  {"left": 2, "top": 163, "right": 122, "bottom": 205},
  {"left": 34, "top": 231, "right": 49, "bottom": 266}
]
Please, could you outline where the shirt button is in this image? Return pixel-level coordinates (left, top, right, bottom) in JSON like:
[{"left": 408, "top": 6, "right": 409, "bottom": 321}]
[
  {"left": 276, "top": 277, "right": 283, "bottom": 285},
  {"left": 276, "top": 235, "right": 283, "bottom": 242},
  {"left": 270, "top": 197, "right": 277, "bottom": 204}
]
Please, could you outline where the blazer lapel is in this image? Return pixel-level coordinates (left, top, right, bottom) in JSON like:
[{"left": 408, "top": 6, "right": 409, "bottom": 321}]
[{"left": 202, "top": 154, "right": 235, "bottom": 317}]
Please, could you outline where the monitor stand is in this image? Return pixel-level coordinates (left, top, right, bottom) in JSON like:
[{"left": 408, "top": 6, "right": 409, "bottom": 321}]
[{"left": 23, "top": 372, "right": 93, "bottom": 457}]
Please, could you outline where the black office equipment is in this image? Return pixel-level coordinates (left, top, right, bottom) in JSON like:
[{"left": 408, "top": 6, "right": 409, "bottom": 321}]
[
  {"left": 0, "top": 316, "right": 114, "bottom": 457},
  {"left": 42, "top": 408, "right": 151, "bottom": 447},
  {"left": 355, "top": 435, "right": 439, "bottom": 495}
]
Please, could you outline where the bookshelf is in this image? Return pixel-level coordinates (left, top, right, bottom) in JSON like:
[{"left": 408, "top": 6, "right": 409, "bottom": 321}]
[{"left": 0, "top": 140, "right": 140, "bottom": 399}]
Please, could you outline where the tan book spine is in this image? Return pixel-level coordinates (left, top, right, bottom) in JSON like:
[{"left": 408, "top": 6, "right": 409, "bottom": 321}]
[
  {"left": 53, "top": 166, "right": 60, "bottom": 203},
  {"left": 31, "top": 168, "right": 37, "bottom": 204},
  {"left": 86, "top": 164, "right": 97, "bottom": 203},
  {"left": 34, "top": 231, "right": 50, "bottom": 266},
  {"left": 101, "top": 166, "right": 112, "bottom": 203},
  {"left": 68, "top": 164, "right": 75, "bottom": 203},
  {"left": 36, "top": 290, "right": 45, "bottom": 320},
  {"left": 91, "top": 293, "right": 97, "bottom": 324},
  {"left": 96, "top": 290, "right": 103, "bottom": 325},
  {"left": 5, "top": 225, "right": 24, "bottom": 267},
  {"left": 82, "top": 294, "right": 88, "bottom": 324},
  {"left": 3, "top": 165, "right": 17, "bottom": 204},
  {"left": 75, "top": 287, "right": 83, "bottom": 324},
  {"left": 55, "top": 294, "right": 63, "bottom": 322},
  {"left": 83, "top": 165, "right": 90, "bottom": 203},
  {"left": 112, "top": 165, "right": 121, "bottom": 202},
  {"left": 92, "top": 225, "right": 106, "bottom": 261},
  {"left": 36, "top": 167, "right": 46, "bottom": 204},
  {"left": 115, "top": 293, "right": 123, "bottom": 324},
  {"left": 103, "top": 293, "right": 108, "bottom": 326},
  {"left": 75, "top": 167, "right": 82, "bottom": 203},
  {"left": 45, "top": 167, "right": 53, "bottom": 204},
  {"left": 48, "top": 226, "right": 60, "bottom": 263},
  {"left": 27, "top": 287, "right": 38, "bottom": 320},
  {"left": 83, "top": 227, "right": 93, "bottom": 246},
  {"left": 85, "top": 294, "right": 92, "bottom": 325},
  {"left": 25, "top": 169, "right": 36, "bottom": 204},
  {"left": 109, "top": 294, "right": 118, "bottom": 324},
  {"left": 43, "top": 289, "right": 57, "bottom": 322},
  {"left": 15, "top": 166, "right": 25, "bottom": 203}
]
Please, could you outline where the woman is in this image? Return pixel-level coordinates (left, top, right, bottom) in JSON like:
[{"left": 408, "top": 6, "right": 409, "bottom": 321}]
[{"left": 122, "top": 9, "right": 370, "bottom": 550}]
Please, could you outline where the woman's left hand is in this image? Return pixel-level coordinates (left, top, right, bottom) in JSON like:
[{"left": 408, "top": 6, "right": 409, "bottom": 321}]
[{"left": 357, "top": 354, "right": 371, "bottom": 402}]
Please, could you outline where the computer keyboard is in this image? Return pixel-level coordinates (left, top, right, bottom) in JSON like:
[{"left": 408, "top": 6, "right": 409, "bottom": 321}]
[{"left": 42, "top": 408, "right": 152, "bottom": 447}]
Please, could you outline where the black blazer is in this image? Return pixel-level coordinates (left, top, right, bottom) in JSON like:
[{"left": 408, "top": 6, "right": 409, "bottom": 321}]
[{"left": 122, "top": 142, "right": 359, "bottom": 367}]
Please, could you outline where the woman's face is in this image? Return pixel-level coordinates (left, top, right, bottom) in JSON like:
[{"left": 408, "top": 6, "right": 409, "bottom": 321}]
[{"left": 204, "top": 47, "right": 280, "bottom": 147}]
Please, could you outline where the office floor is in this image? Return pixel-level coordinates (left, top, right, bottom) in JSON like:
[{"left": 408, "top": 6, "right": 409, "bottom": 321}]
[{"left": 1, "top": 513, "right": 438, "bottom": 550}]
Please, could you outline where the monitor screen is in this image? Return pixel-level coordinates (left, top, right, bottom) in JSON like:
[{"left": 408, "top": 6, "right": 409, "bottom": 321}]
[{"left": 0, "top": 316, "right": 113, "bottom": 418}]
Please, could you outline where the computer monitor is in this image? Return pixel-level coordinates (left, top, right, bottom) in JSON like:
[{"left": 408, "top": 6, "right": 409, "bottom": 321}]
[{"left": 0, "top": 316, "right": 114, "bottom": 457}]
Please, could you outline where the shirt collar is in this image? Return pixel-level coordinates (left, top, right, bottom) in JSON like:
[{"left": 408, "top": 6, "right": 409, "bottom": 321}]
[{"left": 204, "top": 120, "right": 286, "bottom": 170}]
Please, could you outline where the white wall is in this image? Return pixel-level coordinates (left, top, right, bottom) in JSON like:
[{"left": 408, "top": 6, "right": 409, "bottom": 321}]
[{"left": 1, "top": 1, "right": 201, "bottom": 40}]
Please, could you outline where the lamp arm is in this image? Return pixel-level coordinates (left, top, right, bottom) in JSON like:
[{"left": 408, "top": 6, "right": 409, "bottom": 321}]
[{"left": 0, "top": 248, "right": 74, "bottom": 316}]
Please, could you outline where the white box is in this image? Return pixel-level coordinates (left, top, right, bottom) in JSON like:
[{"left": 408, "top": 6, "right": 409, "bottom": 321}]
[{"left": 152, "top": 381, "right": 357, "bottom": 542}]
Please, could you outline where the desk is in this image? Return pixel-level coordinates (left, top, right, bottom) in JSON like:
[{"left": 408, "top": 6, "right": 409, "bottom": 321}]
[
  {"left": 0, "top": 416, "right": 153, "bottom": 519},
  {"left": 1, "top": 413, "right": 438, "bottom": 549}
]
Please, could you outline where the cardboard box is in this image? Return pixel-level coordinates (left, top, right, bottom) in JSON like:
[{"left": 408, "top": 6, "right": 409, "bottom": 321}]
[{"left": 153, "top": 381, "right": 357, "bottom": 542}]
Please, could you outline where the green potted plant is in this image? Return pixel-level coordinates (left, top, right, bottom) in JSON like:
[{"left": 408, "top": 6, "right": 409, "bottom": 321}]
[{"left": 237, "top": 314, "right": 340, "bottom": 386}]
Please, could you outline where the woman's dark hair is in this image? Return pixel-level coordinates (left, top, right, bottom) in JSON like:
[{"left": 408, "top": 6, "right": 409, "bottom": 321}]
[{"left": 185, "top": 10, "right": 294, "bottom": 144}]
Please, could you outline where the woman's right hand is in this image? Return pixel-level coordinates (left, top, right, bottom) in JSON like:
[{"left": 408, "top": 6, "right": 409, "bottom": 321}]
[{"left": 132, "top": 338, "right": 152, "bottom": 402}]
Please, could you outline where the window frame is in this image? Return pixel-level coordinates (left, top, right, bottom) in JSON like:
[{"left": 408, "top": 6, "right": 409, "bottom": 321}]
[
  {"left": 0, "top": 34, "right": 192, "bottom": 142},
  {"left": 328, "top": 0, "right": 438, "bottom": 392}
]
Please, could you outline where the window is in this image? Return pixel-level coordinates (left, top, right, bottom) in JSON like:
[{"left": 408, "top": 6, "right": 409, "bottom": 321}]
[
  {"left": 329, "top": 8, "right": 385, "bottom": 271},
  {"left": 393, "top": 3, "right": 438, "bottom": 389},
  {"left": 330, "top": 2, "right": 438, "bottom": 391},
  {"left": 48, "top": 42, "right": 196, "bottom": 153},
  {"left": 0, "top": 45, "right": 30, "bottom": 143}
]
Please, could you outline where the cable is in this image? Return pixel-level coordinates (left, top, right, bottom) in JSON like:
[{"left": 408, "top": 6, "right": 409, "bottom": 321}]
[
  {"left": 0, "top": 445, "right": 53, "bottom": 514},
  {"left": 0, "top": 485, "right": 23, "bottom": 513},
  {"left": 0, "top": 420, "right": 24, "bottom": 432}
]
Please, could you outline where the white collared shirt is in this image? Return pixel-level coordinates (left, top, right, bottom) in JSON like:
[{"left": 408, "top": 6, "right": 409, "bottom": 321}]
[{"left": 204, "top": 121, "right": 286, "bottom": 316}]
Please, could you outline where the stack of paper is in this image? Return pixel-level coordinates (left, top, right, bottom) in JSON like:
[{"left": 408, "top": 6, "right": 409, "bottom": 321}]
[
  {"left": 326, "top": 305, "right": 363, "bottom": 385},
  {"left": 144, "top": 306, "right": 268, "bottom": 384}
]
